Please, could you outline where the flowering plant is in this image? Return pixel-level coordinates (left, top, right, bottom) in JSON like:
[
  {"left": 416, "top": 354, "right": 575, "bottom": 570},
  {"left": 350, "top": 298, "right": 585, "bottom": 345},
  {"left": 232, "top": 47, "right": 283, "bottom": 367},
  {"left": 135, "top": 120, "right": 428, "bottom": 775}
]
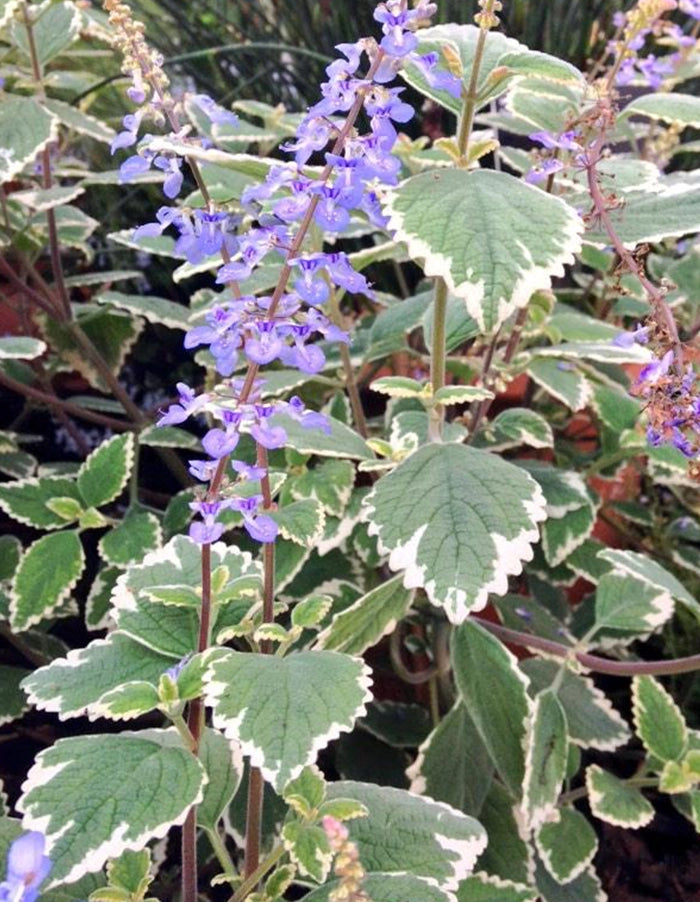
[{"left": 0, "top": 1, "right": 699, "bottom": 901}]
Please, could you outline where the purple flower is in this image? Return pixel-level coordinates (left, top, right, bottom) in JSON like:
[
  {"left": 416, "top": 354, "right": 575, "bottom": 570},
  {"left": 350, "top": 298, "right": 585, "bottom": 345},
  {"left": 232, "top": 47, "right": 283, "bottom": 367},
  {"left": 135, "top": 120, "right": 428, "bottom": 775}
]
[
  {"left": 612, "top": 325, "right": 650, "bottom": 348},
  {"left": 525, "top": 158, "right": 564, "bottom": 185},
  {"left": 681, "top": 0, "right": 700, "bottom": 19},
  {"left": 638, "top": 349, "right": 674, "bottom": 386},
  {"left": 530, "top": 130, "right": 582, "bottom": 152},
  {"left": 164, "top": 653, "right": 193, "bottom": 682},
  {"left": 232, "top": 460, "right": 267, "bottom": 481},
  {"left": 0, "top": 832, "right": 52, "bottom": 902},
  {"left": 409, "top": 52, "right": 462, "bottom": 99},
  {"left": 231, "top": 496, "right": 279, "bottom": 544},
  {"left": 245, "top": 321, "right": 284, "bottom": 365},
  {"left": 188, "top": 500, "right": 226, "bottom": 545},
  {"left": 313, "top": 186, "right": 351, "bottom": 233},
  {"left": 175, "top": 210, "right": 238, "bottom": 265},
  {"left": 192, "top": 94, "right": 239, "bottom": 127},
  {"left": 153, "top": 156, "right": 184, "bottom": 199},
  {"left": 110, "top": 113, "right": 142, "bottom": 154},
  {"left": 119, "top": 152, "right": 153, "bottom": 182},
  {"left": 158, "top": 382, "right": 207, "bottom": 426}
]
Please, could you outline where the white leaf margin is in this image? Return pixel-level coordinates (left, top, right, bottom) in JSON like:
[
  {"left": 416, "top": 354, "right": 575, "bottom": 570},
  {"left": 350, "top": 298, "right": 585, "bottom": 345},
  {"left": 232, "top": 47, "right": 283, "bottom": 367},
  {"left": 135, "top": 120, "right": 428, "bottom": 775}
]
[
  {"left": 18, "top": 729, "right": 207, "bottom": 888},
  {"left": 383, "top": 171, "right": 584, "bottom": 333},
  {"left": 77, "top": 433, "right": 136, "bottom": 508},
  {"left": 534, "top": 809, "right": 597, "bottom": 886},
  {"left": 204, "top": 650, "right": 374, "bottom": 792},
  {"left": 585, "top": 764, "right": 655, "bottom": 829}
]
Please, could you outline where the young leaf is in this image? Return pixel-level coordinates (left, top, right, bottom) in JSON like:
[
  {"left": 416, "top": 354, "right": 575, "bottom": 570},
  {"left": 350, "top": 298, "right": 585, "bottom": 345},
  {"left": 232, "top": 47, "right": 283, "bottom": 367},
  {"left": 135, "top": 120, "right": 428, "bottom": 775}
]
[
  {"left": 473, "top": 408, "right": 554, "bottom": 452},
  {"left": 452, "top": 620, "right": 532, "bottom": 798},
  {"left": 18, "top": 730, "right": 206, "bottom": 886},
  {"left": 10, "top": 530, "right": 85, "bottom": 631},
  {"left": 632, "top": 675, "right": 688, "bottom": 763},
  {"left": 106, "top": 848, "right": 151, "bottom": 896},
  {"left": 77, "top": 434, "right": 135, "bottom": 509},
  {"left": 0, "top": 476, "right": 83, "bottom": 530},
  {"left": 283, "top": 765, "right": 326, "bottom": 818},
  {"left": 316, "top": 574, "right": 413, "bottom": 655},
  {"left": 325, "top": 781, "right": 487, "bottom": 890},
  {"left": 407, "top": 701, "right": 493, "bottom": 816},
  {"left": 585, "top": 765, "right": 654, "bottom": 828},
  {"left": 204, "top": 649, "right": 372, "bottom": 792},
  {"left": 363, "top": 444, "right": 546, "bottom": 622},
  {"left": 282, "top": 821, "right": 332, "bottom": 883},
  {"left": 521, "top": 689, "right": 568, "bottom": 832},
  {"left": 535, "top": 808, "right": 598, "bottom": 885},
  {"left": 384, "top": 169, "right": 582, "bottom": 333},
  {"left": 22, "top": 632, "right": 172, "bottom": 720}
]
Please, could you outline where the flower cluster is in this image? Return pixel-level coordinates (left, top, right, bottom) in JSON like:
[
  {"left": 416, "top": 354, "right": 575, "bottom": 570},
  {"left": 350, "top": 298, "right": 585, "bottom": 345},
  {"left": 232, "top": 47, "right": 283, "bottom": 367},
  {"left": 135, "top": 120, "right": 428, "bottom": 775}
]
[
  {"left": 610, "top": 0, "right": 697, "bottom": 90},
  {"left": 108, "top": 0, "right": 445, "bottom": 545},
  {"left": 615, "top": 325, "right": 699, "bottom": 466},
  {"left": 0, "top": 832, "right": 52, "bottom": 902},
  {"left": 322, "top": 817, "right": 370, "bottom": 902},
  {"left": 525, "top": 129, "right": 584, "bottom": 185}
]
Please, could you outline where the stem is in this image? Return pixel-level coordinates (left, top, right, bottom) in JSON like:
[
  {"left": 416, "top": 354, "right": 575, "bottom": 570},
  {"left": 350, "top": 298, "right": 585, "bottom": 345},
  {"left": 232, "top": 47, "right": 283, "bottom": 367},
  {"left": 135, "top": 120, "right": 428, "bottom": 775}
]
[
  {"left": 339, "top": 343, "right": 368, "bottom": 439},
  {"left": 228, "top": 845, "right": 286, "bottom": 902},
  {"left": 205, "top": 826, "right": 237, "bottom": 879},
  {"left": 456, "top": 4, "right": 494, "bottom": 159},
  {"left": 244, "top": 767, "right": 265, "bottom": 880},
  {"left": 559, "top": 776, "right": 658, "bottom": 807},
  {"left": 428, "top": 278, "right": 449, "bottom": 441},
  {"left": 474, "top": 616, "right": 700, "bottom": 676}
]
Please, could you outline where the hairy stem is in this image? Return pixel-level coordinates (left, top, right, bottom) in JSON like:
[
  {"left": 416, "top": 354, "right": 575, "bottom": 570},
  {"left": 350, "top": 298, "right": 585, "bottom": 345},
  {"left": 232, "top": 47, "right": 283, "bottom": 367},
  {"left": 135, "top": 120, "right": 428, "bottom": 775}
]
[
  {"left": 428, "top": 278, "right": 449, "bottom": 441},
  {"left": 474, "top": 616, "right": 700, "bottom": 676}
]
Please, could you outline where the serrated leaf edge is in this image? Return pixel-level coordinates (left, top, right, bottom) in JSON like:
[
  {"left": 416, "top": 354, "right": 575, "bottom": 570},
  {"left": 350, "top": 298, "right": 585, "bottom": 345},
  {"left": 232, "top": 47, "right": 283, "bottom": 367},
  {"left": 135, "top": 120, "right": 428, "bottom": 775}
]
[
  {"left": 78, "top": 434, "right": 136, "bottom": 508},
  {"left": 585, "top": 764, "right": 654, "bottom": 829}
]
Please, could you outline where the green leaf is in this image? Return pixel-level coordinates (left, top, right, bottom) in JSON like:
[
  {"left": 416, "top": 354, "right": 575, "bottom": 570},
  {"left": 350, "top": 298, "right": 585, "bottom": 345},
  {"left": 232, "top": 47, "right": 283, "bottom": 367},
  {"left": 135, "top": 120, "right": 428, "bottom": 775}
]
[
  {"left": 534, "top": 859, "right": 606, "bottom": 902},
  {"left": 594, "top": 572, "right": 674, "bottom": 635},
  {"left": 0, "top": 336, "right": 47, "bottom": 359},
  {"left": 371, "top": 375, "right": 427, "bottom": 399},
  {"left": 598, "top": 548, "right": 700, "bottom": 620},
  {"left": 325, "top": 781, "right": 487, "bottom": 889},
  {"left": 10, "top": 530, "right": 84, "bottom": 631},
  {"left": 452, "top": 620, "right": 532, "bottom": 798},
  {"left": 94, "top": 681, "right": 160, "bottom": 721},
  {"left": 269, "top": 499, "right": 325, "bottom": 547},
  {"left": 536, "top": 808, "right": 597, "bottom": 885},
  {"left": 97, "top": 291, "right": 190, "bottom": 330},
  {"left": 291, "top": 594, "right": 333, "bottom": 630},
  {"left": 271, "top": 413, "right": 372, "bottom": 460},
  {"left": 363, "top": 444, "right": 546, "bottom": 621},
  {"left": 85, "top": 566, "right": 120, "bottom": 631},
  {"left": 99, "top": 509, "right": 162, "bottom": 568},
  {"left": 112, "top": 536, "right": 261, "bottom": 655},
  {"left": 621, "top": 93, "right": 700, "bottom": 128},
  {"left": 434, "top": 386, "right": 494, "bottom": 405},
  {"left": 204, "top": 649, "right": 371, "bottom": 792},
  {"left": 197, "top": 728, "right": 243, "bottom": 830},
  {"left": 138, "top": 425, "right": 200, "bottom": 450},
  {"left": 107, "top": 848, "right": 151, "bottom": 895},
  {"left": 316, "top": 575, "right": 413, "bottom": 655},
  {"left": 592, "top": 180, "right": 700, "bottom": 246},
  {"left": 632, "top": 675, "right": 688, "bottom": 762},
  {"left": 407, "top": 701, "right": 493, "bottom": 816},
  {"left": 282, "top": 821, "right": 332, "bottom": 883},
  {"left": 474, "top": 408, "right": 553, "bottom": 451},
  {"left": 18, "top": 730, "right": 206, "bottom": 886},
  {"left": 359, "top": 701, "right": 431, "bottom": 749},
  {"left": 522, "top": 689, "right": 568, "bottom": 831},
  {"left": 45, "top": 496, "right": 84, "bottom": 523},
  {"left": 401, "top": 24, "right": 581, "bottom": 114},
  {"left": 384, "top": 169, "right": 582, "bottom": 333},
  {"left": 283, "top": 764, "right": 326, "bottom": 817},
  {"left": 41, "top": 98, "right": 115, "bottom": 143},
  {"left": 521, "top": 659, "right": 630, "bottom": 752},
  {"left": 22, "top": 632, "right": 172, "bottom": 720},
  {"left": 0, "top": 475, "right": 83, "bottom": 529},
  {"left": 0, "top": 95, "right": 57, "bottom": 183},
  {"left": 476, "top": 784, "right": 533, "bottom": 885},
  {"left": 0, "top": 535, "right": 21, "bottom": 581},
  {"left": 456, "top": 873, "right": 538, "bottom": 902},
  {"left": 0, "top": 664, "right": 30, "bottom": 725},
  {"left": 11, "top": 0, "right": 81, "bottom": 66},
  {"left": 527, "top": 358, "right": 591, "bottom": 411},
  {"left": 78, "top": 434, "right": 135, "bottom": 508},
  {"left": 304, "top": 873, "right": 453, "bottom": 902},
  {"left": 585, "top": 765, "right": 654, "bottom": 828}
]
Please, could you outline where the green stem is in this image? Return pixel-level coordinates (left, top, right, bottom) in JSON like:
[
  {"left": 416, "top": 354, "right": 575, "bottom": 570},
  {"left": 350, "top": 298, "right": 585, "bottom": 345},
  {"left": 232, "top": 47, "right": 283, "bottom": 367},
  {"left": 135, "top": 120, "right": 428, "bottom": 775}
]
[
  {"left": 456, "top": 4, "right": 495, "bottom": 158},
  {"left": 205, "top": 826, "right": 237, "bottom": 880},
  {"left": 228, "top": 845, "right": 286, "bottom": 902},
  {"left": 558, "top": 775, "right": 659, "bottom": 807},
  {"left": 428, "top": 277, "right": 449, "bottom": 442}
]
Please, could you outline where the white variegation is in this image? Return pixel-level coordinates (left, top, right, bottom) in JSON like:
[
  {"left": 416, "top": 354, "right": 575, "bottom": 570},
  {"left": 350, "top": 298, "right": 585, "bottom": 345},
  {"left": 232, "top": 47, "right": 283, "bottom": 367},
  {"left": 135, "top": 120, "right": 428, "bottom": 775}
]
[{"left": 586, "top": 765, "right": 654, "bottom": 829}]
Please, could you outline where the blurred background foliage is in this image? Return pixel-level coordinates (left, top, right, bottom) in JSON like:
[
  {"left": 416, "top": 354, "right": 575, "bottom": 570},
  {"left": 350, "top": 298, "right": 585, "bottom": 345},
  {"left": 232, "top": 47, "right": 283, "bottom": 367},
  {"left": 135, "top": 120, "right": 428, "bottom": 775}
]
[{"left": 131, "top": 0, "right": 628, "bottom": 108}]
